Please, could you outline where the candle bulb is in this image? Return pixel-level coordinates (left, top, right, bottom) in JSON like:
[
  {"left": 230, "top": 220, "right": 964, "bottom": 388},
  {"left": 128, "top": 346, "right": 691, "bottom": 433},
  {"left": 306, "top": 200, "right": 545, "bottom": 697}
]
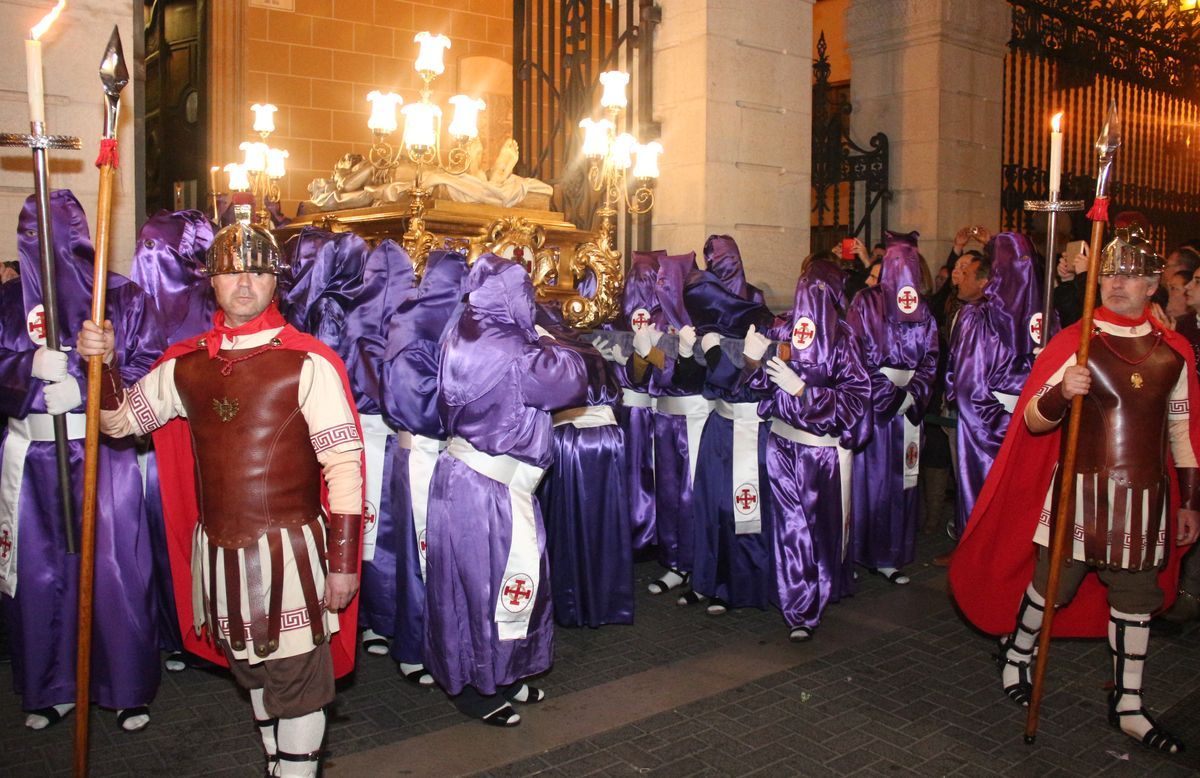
[
  {"left": 367, "top": 91, "right": 402, "bottom": 134},
  {"left": 579, "top": 118, "right": 613, "bottom": 158},
  {"left": 1049, "top": 111, "right": 1064, "bottom": 198},
  {"left": 266, "top": 148, "right": 288, "bottom": 179},
  {"left": 447, "top": 95, "right": 485, "bottom": 140},
  {"left": 25, "top": 1, "right": 67, "bottom": 126},
  {"left": 610, "top": 133, "right": 637, "bottom": 169},
  {"left": 599, "top": 71, "right": 630, "bottom": 110},
  {"left": 402, "top": 102, "right": 441, "bottom": 150},
  {"left": 414, "top": 32, "right": 451, "bottom": 77},
  {"left": 632, "top": 141, "right": 663, "bottom": 179},
  {"left": 251, "top": 103, "right": 277, "bottom": 135},
  {"left": 224, "top": 163, "right": 250, "bottom": 192}
]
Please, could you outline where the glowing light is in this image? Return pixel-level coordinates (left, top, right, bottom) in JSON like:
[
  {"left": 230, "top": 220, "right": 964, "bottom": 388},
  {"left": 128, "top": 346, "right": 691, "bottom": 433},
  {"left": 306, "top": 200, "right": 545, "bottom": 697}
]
[
  {"left": 447, "top": 95, "right": 485, "bottom": 140},
  {"left": 251, "top": 103, "right": 277, "bottom": 134},
  {"left": 367, "top": 90, "right": 402, "bottom": 134},
  {"left": 31, "top": 0, "right": 65, "bottom": 40},
  {"left": 414, "top": 32, "right": 451, "bottom": 76},
  {"left": 632, "top": 141, "right": 663, "bottom": 179},
  {"left": 599, "top": 71, "right": 630, "bottom": 110},
  {"left": 579, "top": 118, "right": 613, "bottom": 157}
]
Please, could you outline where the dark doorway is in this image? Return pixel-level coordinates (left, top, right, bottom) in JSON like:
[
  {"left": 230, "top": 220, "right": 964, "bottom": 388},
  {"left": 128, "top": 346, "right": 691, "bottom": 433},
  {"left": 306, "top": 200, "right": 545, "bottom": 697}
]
[{"left": 143, "top": 0, "right": 207, "bottom": 214}]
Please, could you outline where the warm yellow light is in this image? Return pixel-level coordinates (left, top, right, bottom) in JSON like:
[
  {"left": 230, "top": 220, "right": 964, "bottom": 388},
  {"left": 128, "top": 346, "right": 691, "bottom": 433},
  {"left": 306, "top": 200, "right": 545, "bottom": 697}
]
[
  {"left": 251, "top": 103, "right": 277, "bottom": 134},
  {"left": 224, "top": 163, "right": 250, "bottom": 192},
  {"left": 599, "top": 71, "right": 630, "bottom": 110},
  {"left": 239, "top": 141, "right": 268, "bottom": 173},
  {"left": 413, "top": 32, "right": 451, "bottom": 76},
  {"left": 447, "top": 95, "right": 485, "bottom": 139},
  {"left": 632, "top": 141, "right": 663, "bottom": 179},
  {"left": 266, "top": 148, "right": 288, "bottom": 179},
  {"left": 1181, "top": 0, "right": 1198, "bottom": 12},
  {"left": 402, "top": 101, "right": 441, "bottom": 149},
  {"left": 31, "top": 0, "right": 65, "bottom": 40},
  {"left": 579, "top": 118, "right": 613, "bottom": 157},
  {"left": 367, "top": 90, "right": 402, "bottom": 134},
  {"left": 1051, "top": 111, "right": 1063, "bottom": 133},
  {"left": 610, "top": 133, "right": 637, "bottom": 169}
]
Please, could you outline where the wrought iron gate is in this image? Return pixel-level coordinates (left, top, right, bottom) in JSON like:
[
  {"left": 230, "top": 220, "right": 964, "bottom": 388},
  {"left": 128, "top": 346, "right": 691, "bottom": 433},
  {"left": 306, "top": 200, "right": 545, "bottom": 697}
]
[
  {"left": 513, "top": 0, "right": 659, "bottom": 251},
  {"left": 810, "top": 32, "right": 890, "bottom": 254},
  {"left": 1001, "top": 0, "right": 1200, "bottom": 251}
]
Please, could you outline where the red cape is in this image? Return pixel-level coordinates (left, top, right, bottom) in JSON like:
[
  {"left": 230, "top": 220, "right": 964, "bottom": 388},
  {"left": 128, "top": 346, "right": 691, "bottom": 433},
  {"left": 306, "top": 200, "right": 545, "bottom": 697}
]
[
  {"left": 949, "top": 311, "right": 1198, "bottom": 637},
  {"left": 152, "top": 323, "right": 365, "bottom": 677}
]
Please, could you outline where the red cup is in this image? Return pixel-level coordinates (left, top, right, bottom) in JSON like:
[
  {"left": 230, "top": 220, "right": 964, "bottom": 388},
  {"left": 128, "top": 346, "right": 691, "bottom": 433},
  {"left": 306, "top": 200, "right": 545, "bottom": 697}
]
[{"left": 841, "top": 237, "right": 855, "bottom": 260}]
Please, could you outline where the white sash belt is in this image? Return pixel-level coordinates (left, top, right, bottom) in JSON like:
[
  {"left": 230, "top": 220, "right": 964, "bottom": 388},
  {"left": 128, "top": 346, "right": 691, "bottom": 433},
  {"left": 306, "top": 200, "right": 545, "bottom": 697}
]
[
  {"left": 768, "top": 419, "right": 852, "bottom": 559},
  {"left": 881, "top": 368, "right": 920, "bottom": 490},
  {"left": 717, "top": 401, "right": 764, "bottom": 535},
  {"left": 621, "top": 388, "right": 654, "bottom": 409},
  {"left": 358, "top": 414, "right": 392, "bottom": 562},
  {"left": 0, "top": 413, "right": 87, "bottom": 596},
  {"left": 992, "top": 391, "right": 1019, "bottom": 414},
  {"left": 402, "top": 433, "right": 444, "bottom": 581},
  {"left": 446, "top": 437, "right": 546, "bottom": 641},
  {"left": 655, "top": 394, "right": 712, "bottom": 483},
  {"left": 552, "top": 405, "right": 617, "bottom": 429}
]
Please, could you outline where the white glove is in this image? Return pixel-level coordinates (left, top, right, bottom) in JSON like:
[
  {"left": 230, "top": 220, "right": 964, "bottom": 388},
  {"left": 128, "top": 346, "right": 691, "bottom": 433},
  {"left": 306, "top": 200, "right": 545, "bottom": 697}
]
[
  {"left": 534, "top": 324, "right": 554, "bottom": 340},
  {"left": 766, "top": 356, "right": 806, "bottom": 397},
  {"left": 32, "top": 346, "right": 70, "bottom": 383},
  {"left": 601, "top": 341, "right": 630, "bottom": 366},
  {"left": 43, "top": 377, "right": 82, "bottom": 415},
  {"left": 700, "top": 332, "right": 722, "bottom": 354},
  {"left": 743, "top": 324, "right": 770, "bottom": 361},
  {"left": 632, "top": 324, "right": 663, "bottom": 358},
  {"left": 677, "top": 325, "right": 697, "bottom": 358}
]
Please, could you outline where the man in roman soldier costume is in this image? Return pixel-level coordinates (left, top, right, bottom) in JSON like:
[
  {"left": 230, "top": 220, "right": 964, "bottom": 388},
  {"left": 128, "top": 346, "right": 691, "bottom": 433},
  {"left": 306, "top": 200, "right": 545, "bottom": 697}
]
[
  {"left": 950, "top": 227, "right": 1200, "bottom": 755},
  {"left": 847, "top": 230, "right": 939, "bottom": 585},
  {"left": 78, "top": 208, "right": 365, "bottom": 777}
]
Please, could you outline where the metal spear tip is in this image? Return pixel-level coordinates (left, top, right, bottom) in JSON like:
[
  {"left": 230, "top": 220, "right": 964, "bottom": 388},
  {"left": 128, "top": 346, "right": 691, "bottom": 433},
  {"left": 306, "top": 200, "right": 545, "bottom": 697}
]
[
  {"left": 99, "top": 26, "right": 128, "bottom": 97},
  {"left": 1094, "top": 98, "right": 1121, "bottom": 157}
]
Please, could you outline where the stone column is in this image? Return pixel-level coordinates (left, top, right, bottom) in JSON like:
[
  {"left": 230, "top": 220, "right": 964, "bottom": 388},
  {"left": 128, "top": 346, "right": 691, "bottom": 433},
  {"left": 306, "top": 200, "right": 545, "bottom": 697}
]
[
  {"left": 845, "top": 0, "right": 1010, "bottom": 267},
  {"left": 0, "top": 0, "right": 139, "bottom": 275},
  {"left": 653, "top": 0, "right": 814, "bottom": 310}
]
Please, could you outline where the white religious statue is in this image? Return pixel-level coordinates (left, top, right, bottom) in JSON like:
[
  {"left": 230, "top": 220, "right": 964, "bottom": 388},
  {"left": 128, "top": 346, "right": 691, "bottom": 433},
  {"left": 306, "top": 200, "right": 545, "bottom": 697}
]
[{"left": 304, "top": 139, "right": 553, "bottom": 212}]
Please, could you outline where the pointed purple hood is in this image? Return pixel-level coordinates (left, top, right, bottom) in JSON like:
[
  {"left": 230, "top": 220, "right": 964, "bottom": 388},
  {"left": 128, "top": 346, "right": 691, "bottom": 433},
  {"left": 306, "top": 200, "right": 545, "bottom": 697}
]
[
  {"left": 879, "top": 230, "right": 928, "bottom": 323},
  {"left": 704, "top": 234, "right": 752, "bottom": 300},
  {"left": 654, "top": 251, "right": 697, "bottom": 333},
  {"left": 130, "top": 209, "right": 215, "bottom": 342},
  {"left": 787, "top": 274, "right": 842, "bottom": 368},
  {"left": 621, "top": 249, "right": 664, "bottom": 330},
  {"left": 985, "top": 231, "right": 1045, "bottom": 356}
]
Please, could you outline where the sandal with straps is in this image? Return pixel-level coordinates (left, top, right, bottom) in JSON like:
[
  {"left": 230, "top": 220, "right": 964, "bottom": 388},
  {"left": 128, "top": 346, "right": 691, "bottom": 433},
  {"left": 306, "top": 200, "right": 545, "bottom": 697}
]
[
  {"left": 117, "top": 706, "right": 151, "bottom": 732},
  {"left": 1108, "top": 691, "right": 1185, "bottom": 754},
  {"left": 648, "top": 570, "right": 688, "bottom": 595},
  {"left": 277, "top": 748, "right": 322, "bottom": 771},
  {"left": 994, "top": 637, "right": 1034, "bottom": 707},
  {"left": 676, "top": 589, "right": 705, "bottom": 606},
  {"left": 481, "top": 702, "right": 521, "bottom": 727}
]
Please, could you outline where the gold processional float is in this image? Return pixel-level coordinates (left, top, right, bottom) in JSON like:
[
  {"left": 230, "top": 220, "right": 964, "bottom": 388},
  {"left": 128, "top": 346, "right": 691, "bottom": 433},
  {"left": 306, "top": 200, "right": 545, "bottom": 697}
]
[{"left": 217, "top": 32, "right": 662, "bottom": 329}]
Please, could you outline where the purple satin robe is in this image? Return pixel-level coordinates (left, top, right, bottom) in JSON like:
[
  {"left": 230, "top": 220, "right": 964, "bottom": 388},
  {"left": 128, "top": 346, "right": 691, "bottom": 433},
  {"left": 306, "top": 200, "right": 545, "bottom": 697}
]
[
  {"left": 751, "top": 276, "right": 872, "bottom": 629},
  {"left": 1, "top": 190, "right": 164, "bottom": 709},
  {"left": 847, "top": 238, "right": 939, "bottom": 569},
  {"left": 944, "top": 232, "right": 1042, "bottom": 535},
  {"left": 129, "top": 209, "right": 216, "bottom": 654},
  {"left": 378, "top": 250, "right": 468, "bottom": 663},
  {"left": 424, "top": 256, "right": 588, "bottom": 695}
]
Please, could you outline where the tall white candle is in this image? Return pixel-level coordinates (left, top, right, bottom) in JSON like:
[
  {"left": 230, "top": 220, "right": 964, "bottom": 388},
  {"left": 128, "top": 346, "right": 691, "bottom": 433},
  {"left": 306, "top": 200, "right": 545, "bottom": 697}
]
[
  {"left": 26, "top": 1, "right": 66, "bottom": 126},
  {"left": 1049, "top": 111, "right": 1064, "bottom": 197}
]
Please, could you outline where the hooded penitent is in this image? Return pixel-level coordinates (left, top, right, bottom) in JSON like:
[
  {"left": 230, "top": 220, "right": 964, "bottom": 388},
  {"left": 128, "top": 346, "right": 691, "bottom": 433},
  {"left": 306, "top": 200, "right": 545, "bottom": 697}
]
[{"left": 130, "top": 209, "right": 215, "bottom": 343}]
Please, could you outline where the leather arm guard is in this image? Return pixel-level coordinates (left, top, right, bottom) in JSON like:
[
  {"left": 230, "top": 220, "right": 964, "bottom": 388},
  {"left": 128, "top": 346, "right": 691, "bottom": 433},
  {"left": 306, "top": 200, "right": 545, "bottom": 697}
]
[
  {"left": 325, "top": 512, "right": 361, "bottom": 575},
  {"left": 1035, "top": 382, "right": 1071, "bottom": 422},
  {"left": 1178, "top": 468, "right": 1200, "bottom": 512},
  {"left": 99, "top": 363, "right": 127, "bottom": 410}
]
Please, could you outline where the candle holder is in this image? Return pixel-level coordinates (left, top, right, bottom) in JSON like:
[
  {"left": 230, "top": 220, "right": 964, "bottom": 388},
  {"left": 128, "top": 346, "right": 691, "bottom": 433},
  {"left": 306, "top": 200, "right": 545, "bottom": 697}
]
[
  {"left": 1025, "top": 194, "right": 1085, "bottom": 342},
  {"left": 215, "top": 105, "right": 288, "bottom": 228}
]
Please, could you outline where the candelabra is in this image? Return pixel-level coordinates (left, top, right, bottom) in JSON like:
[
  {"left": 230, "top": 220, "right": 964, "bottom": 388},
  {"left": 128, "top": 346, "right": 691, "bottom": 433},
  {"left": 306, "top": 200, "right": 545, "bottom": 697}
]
[
  {"left": 214, "top": 103, "right": 289, "bottom": 227},
  {"left": 363, "top": 32, "right": 486, "bottom": 272},
  {"left": 578, "top": 71, "right": 663, "bottom": 242}
]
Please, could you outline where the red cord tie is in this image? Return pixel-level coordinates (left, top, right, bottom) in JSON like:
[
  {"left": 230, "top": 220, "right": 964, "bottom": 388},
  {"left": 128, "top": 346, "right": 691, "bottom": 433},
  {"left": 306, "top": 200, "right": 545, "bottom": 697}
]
[
  {"left": 1086, "top": 196, "right": 1109, "bottom": 223},
  {"left": 95, "top": 138, "right": 119, "bottom": 169}
]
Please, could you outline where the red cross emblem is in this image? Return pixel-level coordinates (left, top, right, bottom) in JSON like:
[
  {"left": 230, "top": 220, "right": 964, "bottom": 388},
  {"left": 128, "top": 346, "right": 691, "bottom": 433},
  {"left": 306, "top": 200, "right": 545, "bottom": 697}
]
[
  {"left": 631, "top": 308, "right": 652, "bottom": 331},
  {"left": 734, "top": 484, "right": 758, "bottom": 515},
  {"left": 418, "top": 530, "right": 428, "bottom": 560},
  {"left": 905, "top": 442, "right": 919, "bottom": 470},
  {"left": 362, "top": 502, "right": 377, "bottom": 533},
  {"left": 501, "top": 573, "right": 534, "bottom": 613},
  {"left": 26, "top": 305, "right": 46, "bottom": 346},
  {"left": 1029, "top": 313, "right": 1044, "bottom": 345},
  {"left": 792, "top": 316, "right": 816, "bottom": 351},
  {"left": 896, "top": 286, "right": 919, "bottom": 314},
  {"left": 0, "top": 525, "right": 12, "bottom": 562}
]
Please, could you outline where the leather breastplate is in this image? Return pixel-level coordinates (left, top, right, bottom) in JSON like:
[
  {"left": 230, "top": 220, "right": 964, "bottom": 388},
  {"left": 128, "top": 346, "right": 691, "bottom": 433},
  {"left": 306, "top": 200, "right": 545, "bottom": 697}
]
[
  {"left": 1069, "top": 330, "right": 1182, "bottom": 488},
  {"left": 174, "top": 346, "right": 322, "bottom": 548}
]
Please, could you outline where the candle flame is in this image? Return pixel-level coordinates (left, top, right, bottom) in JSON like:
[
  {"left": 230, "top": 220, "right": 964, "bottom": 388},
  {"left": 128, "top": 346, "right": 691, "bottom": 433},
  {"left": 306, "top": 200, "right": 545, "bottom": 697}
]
[
  {"left": 30, "top": 1, "right": 65, "bottom": 41},
  {"left": 1051, "top": 111, "right": 1063, "bottom": 132}
]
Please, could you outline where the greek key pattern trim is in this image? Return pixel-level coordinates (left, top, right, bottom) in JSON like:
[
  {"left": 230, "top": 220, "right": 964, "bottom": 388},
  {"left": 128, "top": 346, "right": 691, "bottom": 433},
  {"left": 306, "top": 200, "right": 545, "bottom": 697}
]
[
  {"left": 129, "top": 382, "right": 163, "bottom": 433},
  {"left": 310, "top": 423, "right": 360, "bottom": 453},
  {"left": 1169, "top": 399, "right": 1189, "bottom": 416},
  {"left": 218, "top": 604, "right": 315, "bottom": 640}
]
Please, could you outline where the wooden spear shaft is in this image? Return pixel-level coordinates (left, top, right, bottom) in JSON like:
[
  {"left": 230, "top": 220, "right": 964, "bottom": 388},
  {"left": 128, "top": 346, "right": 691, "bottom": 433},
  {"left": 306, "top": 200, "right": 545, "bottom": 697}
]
[{"left": 1023, "top": 213, "right": 1108, "bottom": 744}]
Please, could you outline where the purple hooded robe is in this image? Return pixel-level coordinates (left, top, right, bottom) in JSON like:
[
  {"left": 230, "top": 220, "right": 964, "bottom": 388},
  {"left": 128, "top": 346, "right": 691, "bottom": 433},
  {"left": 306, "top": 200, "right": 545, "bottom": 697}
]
[
  {"left": 945, "top": 232, "right": 1044, "bottom": 536},
  {"left": 284, "top": 233, "right": 416, "bottom": 640},
  {"left": 847, "top": 231, "right": 939, "bottom": 570},
  {"left": 685, "top": 241, "right": 778, "bottom": 609},
  {"left": 647, "top": 252, "right": 707, "bottom": 574},
  {"left": 378, "top": 249, "right": 468, "bottom": 664},
  {"left": 749, "top": 275, "right": 872, "bottom": 629},
  {"left": 614, "top": 250, "right": 664, "bottom": 554},
  {"left": 424, "top": 255, "right": 588, "bottom": 695},
  {"left": 129, "top": 209, "right": 215, "bottom": 654},
  {"left": 534, "top": 305, "right": 634, "bottom": 627},
  {"left": 0, "top": 190, "right": 164, "bottom": 710}
]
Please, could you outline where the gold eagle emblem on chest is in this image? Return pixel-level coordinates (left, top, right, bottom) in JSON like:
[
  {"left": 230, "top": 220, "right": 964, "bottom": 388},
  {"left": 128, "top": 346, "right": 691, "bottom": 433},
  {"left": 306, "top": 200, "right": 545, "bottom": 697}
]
[{"left": 212, "top": 397, "right": 240, "bottom": 422}]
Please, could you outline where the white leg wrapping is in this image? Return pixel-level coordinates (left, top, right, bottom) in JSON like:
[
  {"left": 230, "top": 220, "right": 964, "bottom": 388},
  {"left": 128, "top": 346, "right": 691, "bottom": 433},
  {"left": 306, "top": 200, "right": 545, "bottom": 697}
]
[
  {"left": 1000, "top": 584, "right": 1045, "bottom": 705},
  {"left": 250, "top": 688, "right": 278, "bottom": 772},
  {"left": 276, "top": 709, "right": 325, "bottom": 778}
]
